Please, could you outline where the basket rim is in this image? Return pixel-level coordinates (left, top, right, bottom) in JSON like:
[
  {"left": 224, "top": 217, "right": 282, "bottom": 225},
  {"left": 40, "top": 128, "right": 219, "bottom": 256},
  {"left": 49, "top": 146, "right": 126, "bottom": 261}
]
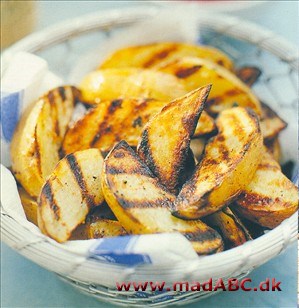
[{"left": 1, "top": 4, "right": 298, "bottom": 282}]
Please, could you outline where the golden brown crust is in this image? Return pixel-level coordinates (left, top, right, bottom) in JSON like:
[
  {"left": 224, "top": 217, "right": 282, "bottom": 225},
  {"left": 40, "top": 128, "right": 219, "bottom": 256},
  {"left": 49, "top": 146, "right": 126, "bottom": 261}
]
[
  {"left": 38, "top": 149, "right": 104, "bottom": 242},
  {"left": 102, "top": 140, "right": 223, "bottom": 255},
  {"left": 203, "top": 207, "right": 252, "bottom": 249},
  {"left": 11, "top": 86, "right": 80, "bottom": 197},
  {"left": 158, "top": 57, "right": 262, "bottom": 116},
  {"left": 173, "top": 107, "right": 263, "bottom": 219},
  {"left": 234, "top": 151, "right": 298, "bottom": 229},
  {"left": 137, "top": 86, "right": 211, "bottom": 194},
  {"left": 62, "top": 98, "right": 215, "bottom": 155},
  {"left": 100, "top": 42, "right": 233, "bottom": 71}
]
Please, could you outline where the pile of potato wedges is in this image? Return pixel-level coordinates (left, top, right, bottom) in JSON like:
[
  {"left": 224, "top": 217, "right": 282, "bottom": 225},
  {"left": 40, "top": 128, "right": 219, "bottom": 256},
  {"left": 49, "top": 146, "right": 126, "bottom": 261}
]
[{"left": 11, "top": 42, "right": 298, "bottom": 254}]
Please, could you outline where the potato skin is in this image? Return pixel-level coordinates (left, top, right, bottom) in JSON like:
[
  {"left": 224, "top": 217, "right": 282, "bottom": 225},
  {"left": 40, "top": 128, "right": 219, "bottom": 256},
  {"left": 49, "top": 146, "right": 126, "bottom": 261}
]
[
  {"left": 38, "top": 149, "right": 104, "bottom": 242},
  {"left": 173, "top": 107, "right": 263, "bottom": 219},
  {"left": 234, "top": 151, "right": 298, "bottom": 229},
  {"left": 203, "top": 207, "right": 252, "bottom": 249},
  {"left": 100, "top": 42, "right": 233, "bottom": 71},
  {"left": 62, "top": 97, "right": 215, "bottom": 155},
  {"left": 260, "top": 102, "right": 287, "bottom": 140},
  {"left": 102, "top": 141, "right": 223, "bottom": 255},
  {"left": 11, "top": 86, "right": 80, "bottom": 197},
  {"left": 235, "top": 66, "right": 261, "bottom": 87},
  {"left": 18, "top": 186, "right": 38, "bottom": 225},
  {"left": 137, "top": 85, "right": 211, "bottom": 194}
]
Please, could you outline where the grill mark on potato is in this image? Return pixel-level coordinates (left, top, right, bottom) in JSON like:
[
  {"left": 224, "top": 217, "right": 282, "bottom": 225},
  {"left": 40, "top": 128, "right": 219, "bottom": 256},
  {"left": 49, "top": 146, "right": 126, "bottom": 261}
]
[
  {"left": 58, "top": 86, "right": 66, "bottom": 101},
  {"left": 34, "top": 127, "right": 42, "bottom": 177},
  {"left": 238, "top": 193, "right": 273, "bottom": 206},
  {"left": 143, "top": 46, "right": 177, "bottom": 68},
  {"left": 66, "top": 153, "right": 95, "bottom": 208},
  {"left": 175, "top": 65, "right": 202, "bottom": 79},
  {"left": 116, "top": 197, "right": 172, "bottom": 209},
  {"left": 138, "top": 129, "right": 158, "bottom": 176},
  {"left": 217, "top": 59, "right": 224, "bottom": 66},
  {"left": 47, "top": 90, "right": 56, "bottom": 105},
  {"left": 236, "top": 66, "right": 262, "bottom": 87},
  {"left": 132, "top": 116, "right": 143, "bottom": 128},
  {"left": 108, "top": 99, "right": 123, "bottom": 114},
  {"left": 71, "top": 86, "right": 82, "bottom": 104},
  {"left": 42, "top": 182, "right": 60, "bottom": 220}
]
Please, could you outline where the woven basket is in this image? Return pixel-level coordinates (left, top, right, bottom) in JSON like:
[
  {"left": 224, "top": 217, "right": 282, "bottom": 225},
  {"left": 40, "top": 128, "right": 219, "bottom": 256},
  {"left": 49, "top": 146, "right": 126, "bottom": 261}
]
[{"left": 1, "top": 4, "right": 298, "bottom": 307}]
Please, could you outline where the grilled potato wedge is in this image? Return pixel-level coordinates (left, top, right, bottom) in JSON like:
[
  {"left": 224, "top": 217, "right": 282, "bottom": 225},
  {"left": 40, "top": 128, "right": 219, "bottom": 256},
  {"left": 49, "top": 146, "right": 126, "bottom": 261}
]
[
  {"left": 62, "top": 97, "right": 215, "bottom": 155},
  {"left": 38, "top": 149, "right": 104, "bottom": 242},
  {"left": 137, "top": 86, "right": 211, "bottom": 194},
  {"left": 235, "top": 66, "right": 262, "bottom": 87},
  {"left": 234, "top": 151, "right": 298, "bottom": 229},
  {"left": 11, "top": 86, "right": 80, "bottom": 197},
  {"left": 264, "top": 137, "right": 281, "bottom": 162},
  {"left": 100, "top": 42, "right": 233, "bottom": 71},
  {"left": 260, "top": 102, "right": 287, "bottom": 140},
  {"left": 70, "top": 219, "right": 126, "bottom": 240},
  {"left": 80, "top": 68, "right": 186, "bottom": 105},
  {"left": 158, "top": 57, "right": 262, "bottom": 116},
  {"left": 18, "top": 186, "right": 38, "bottom": 225},
  {"left": 203, "top": 207, "right": 252, "bottom": 249},
  {"left": 88, "top": 219, "right": 127, "bottom": 239},
  {"left": 173, "top": 107, "right": 263, "bottom": 219},
  {"left": 102, "top": 141, "right": 223, "bottom": 255}
]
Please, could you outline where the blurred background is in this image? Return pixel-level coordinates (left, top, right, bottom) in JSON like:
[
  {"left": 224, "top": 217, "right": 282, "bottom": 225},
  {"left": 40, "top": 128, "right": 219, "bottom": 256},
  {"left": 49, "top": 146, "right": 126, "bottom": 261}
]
[{"left": 1, "top": 1, "right": 298, "bottom": 50}]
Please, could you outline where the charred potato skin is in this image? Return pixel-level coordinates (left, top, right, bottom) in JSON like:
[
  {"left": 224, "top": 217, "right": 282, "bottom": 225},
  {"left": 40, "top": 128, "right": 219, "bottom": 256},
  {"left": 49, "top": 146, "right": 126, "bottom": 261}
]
[
  {"left": 235, "top": 66, "right": 262, "bottom": 87},
  {"left": 62, "top": 97, "right": 215, "bottom": 155},
  {"left": 234, "top": 151, "right": 298, "bottom": 229},
  {"left": 102, "top": 141, "right": 223, "bottom": 255},
  {"left": 38, "top": 149, "right": 104, "bottom": 242},
  {"left": 87, "top": 219, "right": 127, "bottom": 239},
  {"left": 173, "top": 107, "right": 263, "bottom": 219},
  {"left": 100, "top": 42, "right": 234, "bottom": 71},
  {"left": 11, "top": 86, "right": 80, "bottom": 197},
  {"left": 260, "top": 102, "right": 287, "bottom": 140},
  {"left": 137, "top": 86, "right": 211, "bottom": 194},
  {"left": 203, "top": 207, "right": 252, "bottom": 249}
]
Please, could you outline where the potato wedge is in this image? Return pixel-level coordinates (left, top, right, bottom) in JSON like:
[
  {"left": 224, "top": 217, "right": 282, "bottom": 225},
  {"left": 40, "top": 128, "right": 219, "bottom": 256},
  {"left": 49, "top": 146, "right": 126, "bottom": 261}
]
[
  {"left": 38, "top": 149, "right": 104, "bottom": 242},
  {"left": 62, "top": 97, "right": 215, "bottom": 155},
  {"left": 18, "top": 186, "right": 38, "bottom": 225},
  {"left": 234, "top": 151, "right": 298, "bottom": 229},
  {"left": 102, "top": 141, "right": 223, "bottom": 255},
  {"left": 70, "top": 219, "right": 126, "bottom": 240},
  {"left": 203, "top": 207, "right": 252, "bottom": 249},
  {"left": 100, "top": 42, "right": 233, "bottom": 71},
  {"left": 88, "top": 219, "right": 127, "bottom": 239},
  {"left": 11, "top": 86, "right": 80, "bottom": 197},
  {"left": 260, "top": 102, "right": 287, "bottom": 140},
  {"left": 137, "top": 86, "right": 211, "bottom": 194},
  {"left": 264, "top": 137, "right": 281, "bottom": 162},
  {"left": 158, "top": 57, "right": 262, "bottom": 116},
  {"left": 235, "top": 66, "right": 261, "bottom": 87},
  {"left": 173, "top": 107, "right": 263, "bottom": 219},
  {"left": 80, "top": 68, "right": 186, "bottom": 105}
]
